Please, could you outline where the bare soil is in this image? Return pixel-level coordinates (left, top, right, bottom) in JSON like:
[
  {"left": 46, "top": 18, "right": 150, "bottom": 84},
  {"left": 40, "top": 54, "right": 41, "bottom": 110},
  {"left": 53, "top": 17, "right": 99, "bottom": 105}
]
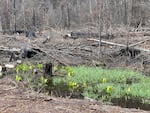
[
  {"left": 0, "top": 27, "right": 150, "bottom": 113},
  {"left": 1, "top": 28, "right": 150, "bottom": 70}
]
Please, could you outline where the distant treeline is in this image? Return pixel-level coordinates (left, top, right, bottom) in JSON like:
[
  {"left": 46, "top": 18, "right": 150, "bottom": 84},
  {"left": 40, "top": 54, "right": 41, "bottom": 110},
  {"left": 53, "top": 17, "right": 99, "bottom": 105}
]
[{"left": 0, "top": 0, "right": 150, "bottom": 32}]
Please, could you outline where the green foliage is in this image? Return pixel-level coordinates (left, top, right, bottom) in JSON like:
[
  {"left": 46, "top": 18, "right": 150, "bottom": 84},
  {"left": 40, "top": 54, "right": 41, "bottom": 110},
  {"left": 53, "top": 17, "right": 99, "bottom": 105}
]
[
  {"left": 15, "top": 63, "right": 31, "bottom": 73},
  {"left": 53, "top": 65, "right": 58, "bottom": 72},
  {"left": 106, "top": 86, "right": 113, "bottom": 94},
  {"left": 53, "top": 66, "right": 150, "bottom": 104},
  {"left": 65, "top": 66, "right": 74, "bottom": 77},
  {"left": 101, "top": 78, "right": 107, "bottom": 83},
  {"left": 37, "top": 63, "right": 43, "bottom": 69},
  {"left": 29, "top": 63, "right": 34, "bottom": 70},
  {"left": 13, "top": 63, "right": 150, "bottom": 108},
  {"left": 15, "top": 75, "right": 22, "bottom": 82},
  {"left": 40, "top": 76, "right": 48, "bottom": 85},
  {"left": 68, "top": 81, "right": 78, "bottom": 89},
  {"left": 14, "top": 62, "right": 48, "bottom": 92}
]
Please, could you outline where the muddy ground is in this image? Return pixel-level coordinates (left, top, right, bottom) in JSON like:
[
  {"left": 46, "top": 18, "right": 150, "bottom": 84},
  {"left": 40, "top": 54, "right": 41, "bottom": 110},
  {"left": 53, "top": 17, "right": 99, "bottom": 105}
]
[{"left": 0, "top": 27, "right": 150, "bottom": 112}]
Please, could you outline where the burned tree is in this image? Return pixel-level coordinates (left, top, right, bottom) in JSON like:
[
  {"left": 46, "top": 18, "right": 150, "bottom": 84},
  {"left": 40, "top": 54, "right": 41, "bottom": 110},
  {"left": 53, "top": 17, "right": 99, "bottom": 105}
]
[{"left": 44, "top": 62, "right": 53, "bottom": 78}]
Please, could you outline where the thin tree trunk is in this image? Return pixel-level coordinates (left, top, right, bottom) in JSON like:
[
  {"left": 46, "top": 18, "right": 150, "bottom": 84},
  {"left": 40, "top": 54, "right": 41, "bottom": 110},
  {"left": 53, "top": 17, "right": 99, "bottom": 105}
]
[
  {"left": 0, "top": 16, "right": 2, "bottom": 33},
  {"left": 14, "top": 0, "right": 16, "bottom": 32},
  {"left": 77, "top": 0, "right": 81, "bottom": 25},
  {"left": 98, "top": 0, "right": 102, "bottom": 59},
  {"left": 67, "top": 3, "right": 70, "bottom": 29},
  {"left": 89, "top": 0, "right": 94, "bottom": 23},
  {"left": 22, "top": 0, "right": 26, "bottom": 31}
]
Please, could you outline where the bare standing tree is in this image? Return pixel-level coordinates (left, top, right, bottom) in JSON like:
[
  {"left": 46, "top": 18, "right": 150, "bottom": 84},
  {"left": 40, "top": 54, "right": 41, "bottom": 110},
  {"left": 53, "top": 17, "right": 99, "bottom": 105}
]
[
  {"left": 13, "top": 0, "right": 16, "bottom": 32},
  {"left": 22, "top": 0, "right": 26, "bottom": 31},
  {"left": 89, "top": 0, "right": 94, "bottom": 23},
  {"left": 0, "top": 16, "right": 2, "bottom": 34},
  {"left": 97, "top": 0, "right": 102, "bottom": 59},
  {"left": 0, "top": 0, "right": 150, "bottom": 33}
]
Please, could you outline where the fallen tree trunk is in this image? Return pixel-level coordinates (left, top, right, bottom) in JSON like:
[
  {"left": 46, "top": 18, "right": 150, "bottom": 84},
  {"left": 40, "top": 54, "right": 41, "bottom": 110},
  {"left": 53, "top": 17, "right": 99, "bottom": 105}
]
[
  {"left": 0, "top": 46, "right": 21, "bottom": 52},
  {"left": 87, "top": 38, "right": 150, "bottom": 53},
  {"left": 64, "top": 32, "right": 114, "bottom": 39},
  {"left": 64, "top": 31, "right": 150, "bottom": 39},
  {"left": 129, "top": 38, "right": 150, "bottom": 47},
  {"left": 144, "top": 32, "right": 150, "bottom": 36},
  {"left": 129, "top": 32, "right": 150, "bottom": 37},
  {"left": 87, "top": 38, "right": 127, "bottom": 47}
]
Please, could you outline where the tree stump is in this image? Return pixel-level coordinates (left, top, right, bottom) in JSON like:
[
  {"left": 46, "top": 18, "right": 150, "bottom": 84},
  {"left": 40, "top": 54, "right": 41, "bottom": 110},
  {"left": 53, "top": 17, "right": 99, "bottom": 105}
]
[{"left": 44, "top": 62, "right": 53, "bottom": 78}]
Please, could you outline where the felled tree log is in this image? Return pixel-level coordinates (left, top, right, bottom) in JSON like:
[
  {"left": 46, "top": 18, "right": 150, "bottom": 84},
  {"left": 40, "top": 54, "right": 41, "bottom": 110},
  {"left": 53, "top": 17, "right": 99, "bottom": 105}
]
[
  {"left": 64, "top": 32, "right": 114, "bottom": 39},
  {"left": 87, "top": 38, "right": 150, "bottom": 53},
  {"left": 64, "top": 31, "right": 150, "bottom": 39},
  {"left": 87, "top": 38, "right": 126, "bottom": 47},
  {"left": 0, "top": 46, "right": 21, "bottom": 52},
  {"left": 129, "top": 38, "right": 150, "bottom": 47},
  {"left": 129, "top": 32, "right": 150, "bottom": 37}
]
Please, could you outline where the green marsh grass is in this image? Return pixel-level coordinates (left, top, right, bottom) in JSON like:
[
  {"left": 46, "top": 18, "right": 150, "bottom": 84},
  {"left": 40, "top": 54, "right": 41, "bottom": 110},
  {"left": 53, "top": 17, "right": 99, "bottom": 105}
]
[
  {"left": 53, "top": 66, "right": 150, "bottom": 105},
  {"left": 13, "top": 63, "right": 150, "bottom": 109}
]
